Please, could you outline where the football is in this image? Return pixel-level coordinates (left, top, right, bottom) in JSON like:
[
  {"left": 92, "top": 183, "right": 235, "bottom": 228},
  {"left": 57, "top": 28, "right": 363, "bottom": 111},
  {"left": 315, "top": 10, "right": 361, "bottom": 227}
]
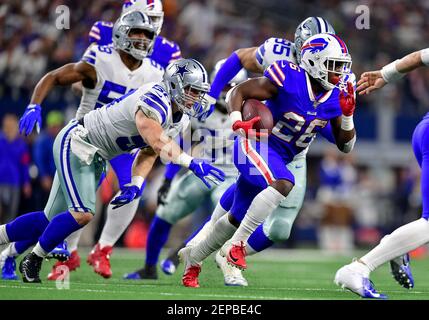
[{"left": 242, "top": 99, "right": 274, "bottom": 134}]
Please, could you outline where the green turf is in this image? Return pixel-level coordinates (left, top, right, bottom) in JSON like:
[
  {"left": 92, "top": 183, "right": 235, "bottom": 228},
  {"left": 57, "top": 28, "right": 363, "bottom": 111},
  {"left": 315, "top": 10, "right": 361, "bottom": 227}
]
[{"left": 1, "top": 248, "right": 428, "bottom": 300}]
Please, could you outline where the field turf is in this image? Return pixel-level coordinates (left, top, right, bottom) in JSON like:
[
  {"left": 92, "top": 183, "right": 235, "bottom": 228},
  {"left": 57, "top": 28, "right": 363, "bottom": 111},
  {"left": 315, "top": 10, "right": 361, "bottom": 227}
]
[{"left": 1, "top": 248, "right": 429, "bottom": 300}]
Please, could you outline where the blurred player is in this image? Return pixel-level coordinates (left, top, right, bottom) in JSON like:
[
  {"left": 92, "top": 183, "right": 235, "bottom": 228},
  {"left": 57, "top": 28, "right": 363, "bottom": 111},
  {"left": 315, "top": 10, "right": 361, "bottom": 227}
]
[
  {"left": 122, "top": 59, "right": 247, "bottom": 281},
  {"left": 334, "top": 48, "right": 429, "bottom": 299},
  {"left": 157, "top": 17, "right": 344, "bottom": 286},
  {"left": 0, "top": 58, "right": 224, "bottom": 283},
  {"left": 0, "top": 11, "right": 163, "bottom": 281},
  {"left": 179, "top": 33, "right": 357, "bottom": 288}
]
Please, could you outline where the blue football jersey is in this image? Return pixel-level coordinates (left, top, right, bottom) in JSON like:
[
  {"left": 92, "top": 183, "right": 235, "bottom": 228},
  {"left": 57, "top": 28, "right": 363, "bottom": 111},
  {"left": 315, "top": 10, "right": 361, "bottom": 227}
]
[
  {"left": 88, "top": 21, "right": 181, "bottom": 68},
  {"left": 263, "top": 60, "right": 343, "bottom": 161}
]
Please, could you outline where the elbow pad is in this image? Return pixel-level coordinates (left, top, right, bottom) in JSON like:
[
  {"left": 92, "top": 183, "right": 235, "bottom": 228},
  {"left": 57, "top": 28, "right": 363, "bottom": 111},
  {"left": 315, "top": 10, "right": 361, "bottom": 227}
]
[{"left": 341, "top": 135, "right": 356, "bottom": 153}]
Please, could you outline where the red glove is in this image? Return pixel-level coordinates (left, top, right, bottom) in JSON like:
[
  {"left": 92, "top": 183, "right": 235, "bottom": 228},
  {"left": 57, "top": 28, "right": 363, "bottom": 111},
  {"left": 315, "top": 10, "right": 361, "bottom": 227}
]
[
  {"left": 339, "top": 82, "right": 356, "bottom": 116},
  {"left": 232, "top": 116, "right": 268, "bottom": 139}
]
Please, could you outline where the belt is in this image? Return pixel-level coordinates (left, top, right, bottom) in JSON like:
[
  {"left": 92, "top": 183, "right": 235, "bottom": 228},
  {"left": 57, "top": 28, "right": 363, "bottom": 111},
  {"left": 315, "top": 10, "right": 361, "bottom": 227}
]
[{"left": 78, "top": 118, "right": 85, "bottom": 127}]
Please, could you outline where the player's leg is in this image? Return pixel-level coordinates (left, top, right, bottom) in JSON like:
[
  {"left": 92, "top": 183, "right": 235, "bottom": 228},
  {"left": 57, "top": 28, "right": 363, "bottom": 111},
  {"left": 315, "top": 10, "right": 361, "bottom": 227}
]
[
  {"left": 87, "top": 153, "right": 144, "bottom": 278},
  {"left": 19, "top": 121, "right": 103, "bottom": 283},
  {"left": 124, "top": 172, "right": 208, "bottom": 280},
  {"left": 335, "top": 119, "right": 429, "bottom": 298}
]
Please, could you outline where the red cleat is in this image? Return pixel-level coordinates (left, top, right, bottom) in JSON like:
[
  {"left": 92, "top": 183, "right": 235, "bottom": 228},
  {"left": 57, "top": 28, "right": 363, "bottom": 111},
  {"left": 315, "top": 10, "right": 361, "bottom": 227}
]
[
  {"left": 47, "top": 250, "right": 81, "bottom": 281},
  {"left": 87, "top": 243, "right": 112, "bottom": 278},
  {"left": 182, "top": 265, "right": 201, "bottom": 288},
  {"left": 227, "top": 241, "right": 247, "bottom": 270}
]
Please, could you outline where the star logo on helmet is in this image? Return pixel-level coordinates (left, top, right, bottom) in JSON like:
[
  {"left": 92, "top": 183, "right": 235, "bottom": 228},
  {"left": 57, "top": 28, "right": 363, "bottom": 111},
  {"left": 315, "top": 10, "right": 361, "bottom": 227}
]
[{"left": 173, "top": 63, "right": 191, "bottom": 81}]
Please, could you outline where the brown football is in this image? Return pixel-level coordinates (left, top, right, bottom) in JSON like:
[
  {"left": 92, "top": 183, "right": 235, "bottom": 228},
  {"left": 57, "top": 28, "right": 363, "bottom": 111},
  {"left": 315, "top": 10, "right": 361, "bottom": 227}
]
[{"left": 242, "top": 99, "right": 274, "bottom": 134}]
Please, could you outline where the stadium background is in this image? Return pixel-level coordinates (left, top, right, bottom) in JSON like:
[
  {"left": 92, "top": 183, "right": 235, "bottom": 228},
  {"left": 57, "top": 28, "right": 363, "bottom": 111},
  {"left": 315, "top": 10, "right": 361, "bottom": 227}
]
[{"left": 0, "top": 0, "right": 428, "bottom": 257}]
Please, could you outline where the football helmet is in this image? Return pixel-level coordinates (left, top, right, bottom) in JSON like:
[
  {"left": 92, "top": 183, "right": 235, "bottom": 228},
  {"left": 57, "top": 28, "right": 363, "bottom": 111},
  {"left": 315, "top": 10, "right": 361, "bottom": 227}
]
[
  {"left": 300, "top": 33, "right": 352, "bottom": 91},
  {"left": 122, "top": 0, "right": 164, "bottom": 35},
  {"left": 112, "top": 10, "right": 157, "bottom": 60},
  {"left": 294, "top": 17, "right": 335, "bottom": 64},
  {"left": 164, "top": 59, "right": 211, "bottom": 118}
]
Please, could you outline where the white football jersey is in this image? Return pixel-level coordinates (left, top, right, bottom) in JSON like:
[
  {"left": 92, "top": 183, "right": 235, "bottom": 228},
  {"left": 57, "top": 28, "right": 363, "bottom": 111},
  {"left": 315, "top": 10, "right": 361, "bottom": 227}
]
[
  {"left": 191, "top": 109, "right": 237, "bottom": 176},
  {"left": 76, "top": 44, "right": 164, "bottom": 120},
  {"left": 255, "top": 37, "right": 297, "bottom": 70},
  {"left": 83, "top": 82, "right": 189, "bottom": 160}
]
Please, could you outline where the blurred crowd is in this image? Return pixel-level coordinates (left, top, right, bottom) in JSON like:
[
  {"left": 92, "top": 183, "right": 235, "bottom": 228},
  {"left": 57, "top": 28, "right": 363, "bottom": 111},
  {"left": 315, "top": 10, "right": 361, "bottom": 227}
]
[{"left": 0, "top": 0, "right": 427, "bottom": 252}]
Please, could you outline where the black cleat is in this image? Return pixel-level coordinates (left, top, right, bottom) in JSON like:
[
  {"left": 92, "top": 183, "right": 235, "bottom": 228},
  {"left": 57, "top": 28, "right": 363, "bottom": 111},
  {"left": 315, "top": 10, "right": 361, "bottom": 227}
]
[
  {"left": 123, "top": 265, "right": 158, "bottom": 280},
  {"left": 19, "top": 253, "right": 43, "bottom": 283}
]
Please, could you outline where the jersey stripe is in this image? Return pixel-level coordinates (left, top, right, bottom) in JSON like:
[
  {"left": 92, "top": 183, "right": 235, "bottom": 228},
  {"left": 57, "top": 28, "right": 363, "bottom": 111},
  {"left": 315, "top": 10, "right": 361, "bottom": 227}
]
[
  {"left": 240, "top": 138, "right": 274, "bottom": 185},
  {"left": 88, "top": 32, "right": 101, "bottom": 40},
  {"left": 82, "top": 56, "right": 96, "bottom": 65},
  {"left": 256, "top": 44, "right": 266, "bottom": 66},
  {"left": 272, "top": 62, "right": 286, "bottom": 81},
  {"left": 267, "top": 66, "right": 283, "bottom": 87},
  {"left": 142, "top": 95, "right": 168, "bottom": 124},
  {"left": 144, "top": 92, "right": 169, "bottom": 114}
]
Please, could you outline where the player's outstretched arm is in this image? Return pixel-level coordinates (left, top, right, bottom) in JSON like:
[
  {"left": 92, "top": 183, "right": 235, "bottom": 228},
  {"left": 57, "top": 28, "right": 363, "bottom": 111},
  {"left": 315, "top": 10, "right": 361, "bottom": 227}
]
[
  {"left": 357, "top": 49, "right": 429, "bottom": 95},
  {"left": 19, "top": 62, "right": 96, "bottom": 136},
  {"left": 330, "top": 82, "right": 356, "bottom": 153},
  {"left": 228, "top": 77, "right": 277, "bottom": 139},
  {"left": 135, "top": 111, "right": 225, "bottom": 189}
]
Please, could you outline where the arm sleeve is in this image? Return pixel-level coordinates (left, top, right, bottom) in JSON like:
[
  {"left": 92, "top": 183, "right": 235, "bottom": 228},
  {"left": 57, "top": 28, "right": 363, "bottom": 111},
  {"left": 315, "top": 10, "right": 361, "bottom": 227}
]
[{"left": 209, "top": 52, "right": 244, "bottom": 100}]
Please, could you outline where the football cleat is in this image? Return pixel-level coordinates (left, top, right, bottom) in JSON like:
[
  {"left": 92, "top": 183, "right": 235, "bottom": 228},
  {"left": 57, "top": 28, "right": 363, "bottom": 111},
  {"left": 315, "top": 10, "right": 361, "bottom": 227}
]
[
  {"left": 334, "top": 262, "right": 388, "bottom": 299},
  {"left": 390, "top": 253, "right": 414, "bottom": 289},
  {"left": 123, "top": 265, "right": 158, "bottom": 280},
  {"left": 46, "top": 241, "right": 70, "bottom": 262},
  {"left": 178, "top": 246, "right": 201, "bottom": 288},
  {"left": 215, "top": 251, "right": 248, "bottom": 286},
  {"left": 19, "top": 252, "right": 43, "bottom": 283},
  {"left": 87, "top": 244, "right": 112, "bottom": 278},
  {"left": 1, "top": 255, "right": 18, "bottom": 280},
  {"left": 47, "top": 250, "right": 81, "bottom": 281},
  {"left": 226, "top": 241, "right": 247, "bottom": 270},
  {"left": 160, "top": 258, "right": 178, "bottom": 275}
]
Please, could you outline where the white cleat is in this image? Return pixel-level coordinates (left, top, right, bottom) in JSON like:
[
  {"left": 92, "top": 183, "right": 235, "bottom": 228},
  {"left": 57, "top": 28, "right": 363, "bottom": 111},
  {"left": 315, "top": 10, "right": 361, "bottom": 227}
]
[
  {"left": 215, "top": 251, "right": 248, "bottom": 287},
  {"left": 334, "top": 262, "right": 387, "bottom": 299}
]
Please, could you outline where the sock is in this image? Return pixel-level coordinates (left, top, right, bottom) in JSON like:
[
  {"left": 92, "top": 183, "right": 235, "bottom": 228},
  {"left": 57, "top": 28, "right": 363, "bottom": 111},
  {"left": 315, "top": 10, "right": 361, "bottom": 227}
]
[
  {"left": 246, "top": 224, "right": 274, "bottom": 255},
  {"left": 190, "top": 214, "right": 237, "bottom": 264},
  {"left": 98, "top": 193, "right": 140, "bottom": 248},
  {"left": 33, "top": 242, "right": 48, "bottom": 258},
  {"left": 5, "top": 211, "right": 48, "bottom": 243},
  {"left": 360, "top": 218, "right": 429, "bottom": 271},
  {"left": 65, "top": 229, "right": 83, "bottom": 252},
  {"left": 230, "top": 187, "right": 285, "bottom": 244},
  {"left": 145, "top": 216, "right": 172, "bottom": 266},
  {"left": 38, "top": 211, "right": 82, "bottom": 255},
  {"left": 1, "top": 243, "right": 18, "bottom": 257},
  {"left": 186, "top": 201, "right": 228, "bottom": 247},
  {"left": 15, "top": 239, "right": 38, "bottom": 255},
  {"left": 0, "top": 225, "right": 9, "bottom": 244}
]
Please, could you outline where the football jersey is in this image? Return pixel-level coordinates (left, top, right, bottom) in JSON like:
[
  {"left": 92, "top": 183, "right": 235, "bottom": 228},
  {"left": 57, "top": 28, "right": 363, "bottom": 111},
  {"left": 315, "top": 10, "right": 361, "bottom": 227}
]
[
  {"left": 77, "top": 44, "right": 164, "bottom": 120},
  {"left": 263, "top": 60, "right": 343, "bottom": 162},
  {"left": 88, "top": 21, "right": 181, "bottom": 68},
  {"left": 84, "top": 82, "right": 189, "bottom": 160},
  {"left": 255, "top": 38, "right": 297, "bottom": 70},
  {"left": 191, "top": 109, "right": 237, "bottom": 176}
]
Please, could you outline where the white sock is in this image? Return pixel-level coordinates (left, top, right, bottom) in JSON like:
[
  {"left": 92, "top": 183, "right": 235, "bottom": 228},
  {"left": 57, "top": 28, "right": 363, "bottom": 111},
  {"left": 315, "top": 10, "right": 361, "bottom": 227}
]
[
  {"left": 245, "top": 243, "right": 257, "bottom": 256},
  {"left": 33, "top": 243, "right": 48, "bottom": 258},
  {"left": 186, "top": 202, "right": 227, "bottom": 247},
  {"left": 98, "top": 193, "right": 140, "bottom": 248},
  {"left": 190, "top": 214, "right": 237, "bottom": 264},
  {"left": 0, "top": 225, "right": 9, "bottom": 244},
  {"left": 65, "top": 229, "right": 84, "bottom": 252},
  {"left": 230, "top": 186, "right": 285, "bottom": 244},
  {"left": 361, "top": 218, "right": 429, "bottom": 271},
  {"left": 1, "top": 243, "right": 18, "bottom": 257}
]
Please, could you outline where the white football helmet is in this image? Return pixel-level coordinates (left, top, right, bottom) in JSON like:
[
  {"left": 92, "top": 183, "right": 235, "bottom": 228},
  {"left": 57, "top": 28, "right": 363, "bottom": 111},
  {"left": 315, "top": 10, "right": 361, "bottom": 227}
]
[
  {"left": 299, "top": 33, "right": 352, "bottom": 91},
  {"left": 122, "top": 0, "right": 164, "bottom": 35}
]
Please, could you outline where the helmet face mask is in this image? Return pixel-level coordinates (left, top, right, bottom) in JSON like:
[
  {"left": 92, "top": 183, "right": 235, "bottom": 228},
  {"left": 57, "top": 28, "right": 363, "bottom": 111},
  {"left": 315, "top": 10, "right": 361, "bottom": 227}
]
[
  {"left": 164, "top": 59, "right": 211, "bottom": 118},
  {"left": 299, "top": 34, "right": 352, "bottom": 91},
  {"left": 122, "top": 0, "right": 164, "bottom": 35},
  {"left": 294, "top": 17, "right": 336, "bottom": 64},
  {"left": 113, "top": 10, "right": 157, "bottom": 60}
]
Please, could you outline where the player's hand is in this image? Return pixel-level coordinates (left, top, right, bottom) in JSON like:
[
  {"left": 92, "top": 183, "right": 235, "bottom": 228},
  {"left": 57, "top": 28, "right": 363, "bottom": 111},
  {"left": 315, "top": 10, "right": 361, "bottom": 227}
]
[
  {"left": 111, "top": 184, "right": 141, "bottom": 209},
  {"left": 339, "top": 82, "right": 356, "bottom": 116},
  {"left": 232, "top": 116, "right": 268, "bottom": 140},
  {"left": 19, "top": 104, "right": 42, "bottom": 136},
  {"left": 157, "top": 178, "right": 172, "bottom": 206},
  {"left": 189, "top": 159, "right": 225, "bottom": 189},
  {"left": 356, "top": 70, "right": 386, "bottom": 95}
]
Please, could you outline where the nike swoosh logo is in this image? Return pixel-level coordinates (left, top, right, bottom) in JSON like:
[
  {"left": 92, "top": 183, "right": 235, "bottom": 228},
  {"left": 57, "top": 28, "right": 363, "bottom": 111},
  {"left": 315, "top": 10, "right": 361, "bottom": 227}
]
[
  {"left": 229, "top": 252, "right": 239, "bottom": 263},
  {"left": 27, "top": 109, "right": 36, "bottom": 114},
  {"left": 295, "top": 165, "right": 303, "bottom": 169}
]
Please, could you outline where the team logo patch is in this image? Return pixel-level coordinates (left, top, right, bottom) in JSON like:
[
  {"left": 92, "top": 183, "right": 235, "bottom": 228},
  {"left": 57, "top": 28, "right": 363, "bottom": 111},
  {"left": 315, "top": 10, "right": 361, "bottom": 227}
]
[{"left": 301, "top": 37, "right": 329, "bottom": 54}]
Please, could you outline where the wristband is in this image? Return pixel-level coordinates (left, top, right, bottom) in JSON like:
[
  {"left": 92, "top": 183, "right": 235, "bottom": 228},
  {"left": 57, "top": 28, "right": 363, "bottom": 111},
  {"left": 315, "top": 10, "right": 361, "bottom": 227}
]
[
  {"left": 130, "top": 176, "right": 145, "bottom": 189},
  {"left": 341, "top": 115, "right": 354, "bottom": 131},
  {"left": 229, "top": 111, "right": 242, "bottom": 125},
  {"left": 421, "top": 48, "right": 429, "bottom": 66},
  {"left": 175, "top": 152, "right": 193, "bottom": 168},
  {"left": 380, "top": 60, "right": 404, "bottom": 83}
]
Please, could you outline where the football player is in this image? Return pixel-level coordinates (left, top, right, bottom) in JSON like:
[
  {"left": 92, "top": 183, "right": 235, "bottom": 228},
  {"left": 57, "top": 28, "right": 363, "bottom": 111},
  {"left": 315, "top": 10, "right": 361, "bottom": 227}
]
[
  {"left": 179, "top": 33, "right": 357, "bottom": 288},
  {"left": 0, "top": 11, "right": 164, "bottom": 280},
  {"left": 334, "top": 48, "right": 429, "bottom": 299},
  {"left": 122, "top": 59, "right": 247, "bottom": 281},
  {"left": 0, "top": 58, "right": 224, "bottom": 283}
]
